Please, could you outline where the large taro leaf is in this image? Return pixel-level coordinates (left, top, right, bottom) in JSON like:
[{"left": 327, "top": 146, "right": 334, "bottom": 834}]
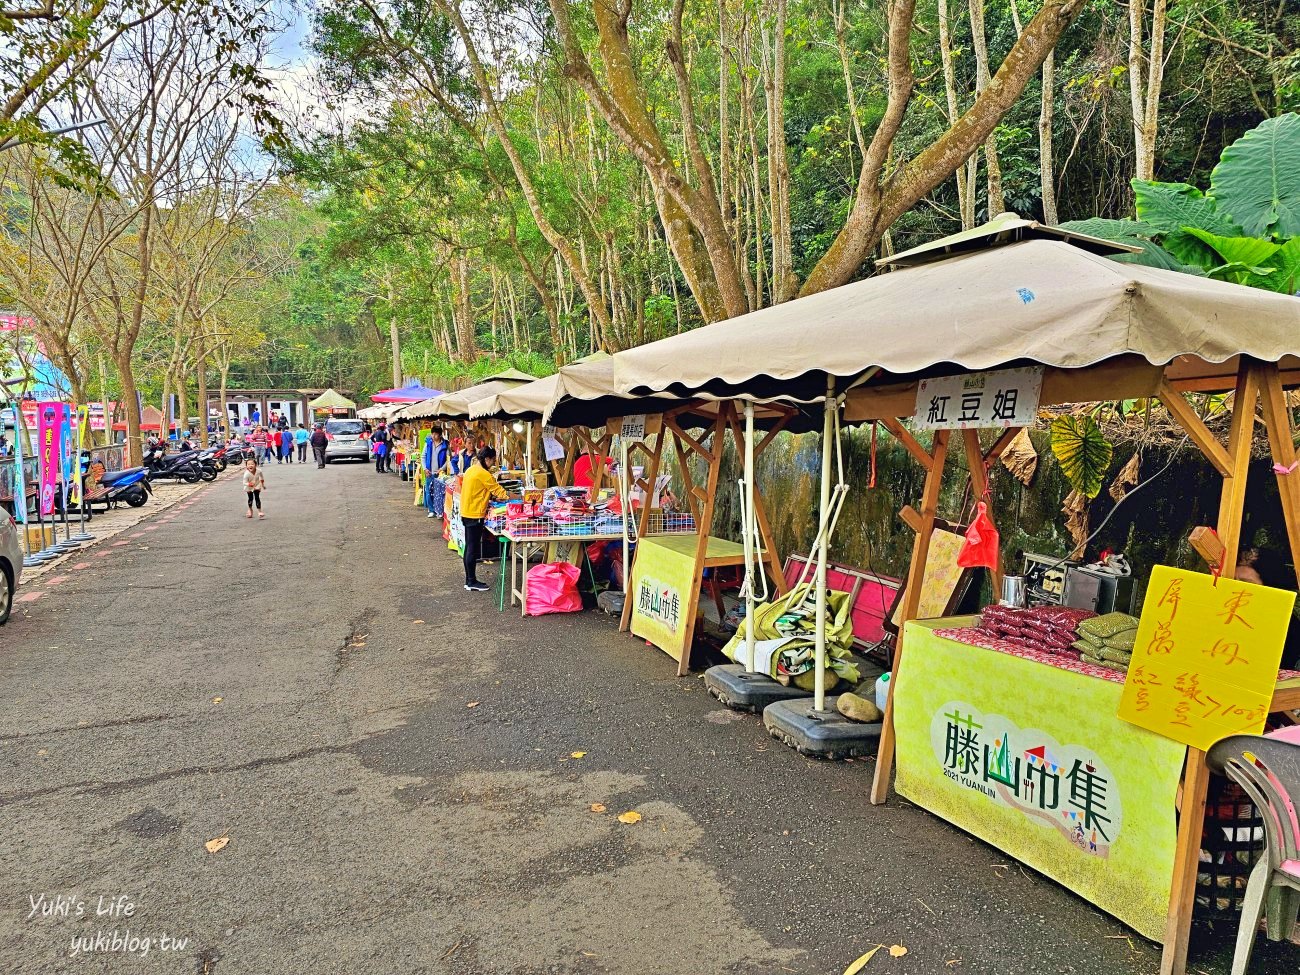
[
  {"left": 1058, "top": 217, "right": 1204, "bottom": 274},
  {"left": 1132, "top": 180, "right": 1241, "bottom": 269},
  {"left": 1272, "top": 238, "right": 1300, "bottom": 295},
  {"left": 1210, "top": 113, "right": 1300, "bottom": 240},
  {"left": 1050, "top": 415, "right": 1113, "bottom": 500},
  {"left": 1183, "top": 228, "right": 1282, "bottom": 288}
]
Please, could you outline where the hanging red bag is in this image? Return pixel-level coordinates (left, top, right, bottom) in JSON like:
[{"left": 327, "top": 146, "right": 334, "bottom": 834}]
[
  {"left": 525, "top": 562, "right": 584, "bottom": 616},
  {"left": 957, "top": 500, "right": 1001, "bottom": 569}
]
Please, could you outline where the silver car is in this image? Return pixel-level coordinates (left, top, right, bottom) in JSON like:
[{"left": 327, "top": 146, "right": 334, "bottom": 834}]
[
  {"left": 323, "top": 418, "right": 370, "bottom": 463},
  {"left": 1, "top": 508, "right": 22, "bottom": 625}
]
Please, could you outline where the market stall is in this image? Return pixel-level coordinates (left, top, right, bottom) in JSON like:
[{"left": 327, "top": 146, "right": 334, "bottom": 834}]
[
  {"left": 547, "top": 356, "right": 803, "bottom": 674},
  {"left": 558, "top": 225, "right": 1300, "bottom": 972},
  {"left": 308, "top": 388, "right": 356, "bottom": 419}
]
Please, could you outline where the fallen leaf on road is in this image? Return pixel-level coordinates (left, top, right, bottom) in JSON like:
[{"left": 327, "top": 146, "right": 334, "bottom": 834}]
[
  {"left": 36, "top": 749, "right": 47, "bottom": 756},
  {"left": 616, "top": 811, "right": 642, "bottom": 824},
  {"left": 466, "top": 701, "right": 480, "bottom": 708},
  {"left": 204, "top": 837, "right": 229, "bottom": 854},
  {"left": 589, "top": 803, "right": 606, "bottom": 813},
  {"left": 211, "top": 697, "right": 223, "bottom": 704},
  {"left": 889, "top": 946, "right": 908, "bottom": 958},
  {"left": 842, "top": 946, "right": 882, "bottom": 973},
  {"left": 570, "top": 751, "right": 587, "bottom": 759},
  {"left": 413, "top": 619, "right": 425, "bottom": 624}
]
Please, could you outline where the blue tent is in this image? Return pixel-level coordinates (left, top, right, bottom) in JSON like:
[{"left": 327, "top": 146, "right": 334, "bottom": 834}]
[{"left": 370, "top": 380, "right": 443, "bottom": 403}]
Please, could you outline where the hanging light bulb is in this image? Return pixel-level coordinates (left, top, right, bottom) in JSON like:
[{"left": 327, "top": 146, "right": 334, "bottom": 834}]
[{"left": 511, "top": 421, "right": 525, "bottom": 434}]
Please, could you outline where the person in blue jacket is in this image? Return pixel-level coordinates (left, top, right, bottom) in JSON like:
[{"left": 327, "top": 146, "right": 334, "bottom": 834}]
[{"left": 423, "top": 426, "right": 450, "bottom": 518}]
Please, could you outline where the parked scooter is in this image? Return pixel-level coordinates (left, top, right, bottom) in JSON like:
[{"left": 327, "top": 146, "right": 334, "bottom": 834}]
[
  {"left": 94, "top": 466, "right": 153, "bottom": 508},
  {"left": 143, "top": 441, "right": 204, "bottom": 483}
]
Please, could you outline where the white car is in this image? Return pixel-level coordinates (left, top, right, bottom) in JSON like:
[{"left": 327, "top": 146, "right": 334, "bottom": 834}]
[
  {"left": 323, "top": 418, "right": 371, "bottom": 463},
  {"left": 1, "top": 509, "right": 21, "bottom": 625}
]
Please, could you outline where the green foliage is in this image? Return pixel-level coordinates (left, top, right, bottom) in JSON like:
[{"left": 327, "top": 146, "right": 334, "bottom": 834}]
[
  {"left": 1065, "top": 115, "right": 1300, "bottom": 295},
  {"left": 1050, "top": 415, "right": 1113, "bottom": 499},
  {"left": 1210, "top": 114, "right": 1300, "bottom": 238}
]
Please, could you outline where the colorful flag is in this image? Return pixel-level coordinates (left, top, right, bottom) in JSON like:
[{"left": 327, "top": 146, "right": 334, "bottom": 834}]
[
  {"left": 37, "top": 400, "right": 65, "bottom": 516},
  {"left": 7, "top": 405, "right": 26, "bottom": 524}
]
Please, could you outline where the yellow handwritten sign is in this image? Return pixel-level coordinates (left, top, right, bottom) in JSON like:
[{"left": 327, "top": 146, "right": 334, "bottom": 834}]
[{"left": 1117, "top": 566, "right": 1295, "bottom": 750}]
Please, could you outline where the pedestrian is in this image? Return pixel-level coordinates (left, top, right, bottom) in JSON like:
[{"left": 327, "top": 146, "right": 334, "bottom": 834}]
[
  {"left": 281, "top": 426, "right": 294, "bottom": 464},
  {"left": 270, "top": 427, "right": 282, "bottom": 463},
  {"left": 423, "top": 426, "right": 449, "bottom": 519},
  {"left": 251, "top": 425, "right": 269, "bottom": 465},
  {"left": 242, "top": 457, "right": 266, "bottom": 520},
  {"left": 294, "top": 423, "right": 309, "bottom": 463},
  {"left": 372, "top": 422, "right": 390, "bottom": 474},
  {"left": 310, "top": 423, "right": 328, "bottom": 468},
  {"left": 460, "top": 446, "right": 508, "bottom": 592}
]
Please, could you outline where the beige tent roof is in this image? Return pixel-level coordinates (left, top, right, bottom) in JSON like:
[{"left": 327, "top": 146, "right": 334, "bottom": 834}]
[
  {"left": 357, "top": 403, "right": 404, "bottom": 420},
  {"left": 468, "top": 354, "right": 607, "bottom": 422},
  {"left": 544, "top": 352, "right": 821, "bottom": 431},
  {"left": 402, "top": 369, "right": 538, "bottom": 420},
  {"left": 566, "top": 239, "right": 1300, "bottom": 413},
  {"left": 878, "top": 211, "right": 1141, "bottom": 267},
  {"left": 308, "top": 388, "right": 356, "bottom": 410}
]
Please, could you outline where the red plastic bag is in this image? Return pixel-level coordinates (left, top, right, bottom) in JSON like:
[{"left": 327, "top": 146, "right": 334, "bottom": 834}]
[
  {"left": 957, "top": 500, "right": 1000, "bottom": 569},
  {"left": 525, "top": 562, "right": 583, "bottom": 616}
]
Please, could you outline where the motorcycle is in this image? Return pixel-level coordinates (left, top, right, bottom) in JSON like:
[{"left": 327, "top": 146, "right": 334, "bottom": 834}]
[
  {"left": 198, "top": 443, "right": 229, "bottom": 473},
  {"left": 143, "top": 443, "right": 205, "bottom": 483},
  {"left": 94, "top": 466, "right": 153, "bottom": 508}
]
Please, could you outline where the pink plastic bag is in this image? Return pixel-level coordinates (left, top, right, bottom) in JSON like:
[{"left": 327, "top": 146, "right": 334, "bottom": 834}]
[{"left": 525, "top": 562, "right": 583, "bottom": 616}]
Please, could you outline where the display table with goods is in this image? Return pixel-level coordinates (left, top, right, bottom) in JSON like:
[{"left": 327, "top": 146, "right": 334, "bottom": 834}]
[{"left": 894, "top": 609, "right": 1300, "bottom": 940}]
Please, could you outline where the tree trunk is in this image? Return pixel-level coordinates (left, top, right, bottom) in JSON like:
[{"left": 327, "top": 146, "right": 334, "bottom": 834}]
[
  {"left": 115, "top": 352, "right": 143, "bottom": 466},
  {"left": 196, "top": 332, "right": 209, "bottom": 446},
  {"left": 388, "top": 279, "right": 403, "bottom": 386},
  {"left": 762, "top": 0, "right": 795, "bottom": 301},
  {"left": 937, "top": 0, "right": 975, "bottom": 229},
  {"left": 219, "top": 364, "right": 230, "bottom": 439},
  {"left": 450, "top": 252, "right": 477, "bottom": 363},
  {"left": 969, "top": 0, "right": 1006, "bottom": 216},
  {"left": 800, "top": 0, "right": 1088, "bottom": 295},
  {"left": 1127, "top": 0, "right": 1167, "bottom": 181},
  {"left": 1039, "top": 51, "right": 1058, "bottom": 222}
]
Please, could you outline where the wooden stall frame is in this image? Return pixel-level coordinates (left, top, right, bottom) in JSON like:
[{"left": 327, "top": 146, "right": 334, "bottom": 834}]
[
  {"left": 848, "top": 355, "right": 1300, "bottom": 975},
  {"left": 615, "top": 400, "right": 791, "bottom": 675}
]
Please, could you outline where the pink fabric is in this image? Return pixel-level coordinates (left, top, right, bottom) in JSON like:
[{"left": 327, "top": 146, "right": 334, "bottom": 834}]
[{"left": 1268, "top": 725, "right": 1300, "bottom": 745}]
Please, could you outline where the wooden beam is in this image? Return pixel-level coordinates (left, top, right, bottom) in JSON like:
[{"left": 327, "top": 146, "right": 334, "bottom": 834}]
[
  {"left": 621, "top": 426, "right": 667, "bottom": 632},
  {"left": 1157, "top": 379, "right": 1233, "bottom": 477},
  {"left": 754, "top": 413, "right": 791, "bottom": 456},
  {"left": 676, "top": 413, "right": 727, "bottom": 676},
  {"left": 871, "top": 429, "right": 951, "bottom": 805},
  {"left": 1161, "top": 360, "right": 1258, "bottom": 975},
  {"left": 962, "top": 429, "right": 1002, "bottom": 595},
  {"left": 672, "top": 433, "right": 701, "bottom": 524},
  {"left": 664, "top": 417, "right": 714, "bottom": 463},
  {"left": 982, "top": 426, "right": 1022, "bottom": 464},
  {"left": 1257, "top": 363, "right": 1300, "bottom": 590},
  {"left": 881, "top": 417, "right": 933, "bottom": 470}
]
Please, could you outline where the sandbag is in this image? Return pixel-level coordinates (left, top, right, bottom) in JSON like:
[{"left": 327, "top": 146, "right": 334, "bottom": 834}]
[{"left": 526, "top": 562, "right": 583, "bottom": 616}]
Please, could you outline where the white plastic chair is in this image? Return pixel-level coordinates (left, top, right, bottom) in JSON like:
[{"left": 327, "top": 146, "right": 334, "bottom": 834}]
[{"left": 1205, "top": 734, "right": 1300, "bottom": 974}]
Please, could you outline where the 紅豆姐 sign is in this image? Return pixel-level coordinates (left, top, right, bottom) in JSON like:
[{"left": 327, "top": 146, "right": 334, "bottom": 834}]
[{"left": 913, "top": 366, "right": 1043, "bottom": 430}]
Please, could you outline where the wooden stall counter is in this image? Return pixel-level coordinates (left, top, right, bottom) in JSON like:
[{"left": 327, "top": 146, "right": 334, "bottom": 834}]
[
  {"left": 627, "top": 534, "right": 751, "bottom": 674},
  {"left": 893, "top": 616, "right": 1300, "bottom": 944}
]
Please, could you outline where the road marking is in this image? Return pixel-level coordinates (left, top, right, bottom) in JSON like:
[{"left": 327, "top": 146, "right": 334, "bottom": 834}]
[
  {"left": 72, "top": 562, "right": 91, "bottom": 570},
  {"left": 44, "top": 575, "right": 69, "bottom": 585},
  {"left": 16, "top": 591, "right": 42, "bottom": 603}
]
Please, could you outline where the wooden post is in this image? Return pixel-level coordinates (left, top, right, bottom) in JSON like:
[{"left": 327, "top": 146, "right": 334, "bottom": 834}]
[
  {"left": 1160, "top": 361, "right": 1258, "bottom": 975},
  {"left": 870, "top": 429, "right": 950, "bottom": 805},
  {"left": 621, "top": 423, "right": 667, "bottom": 632},
  {"left": 675, "top": 409, "right": 726, "bottom": 676},
  {"left": 1257, "top": 363, "right": 1300, "bottom": 589},
  {"left": 962, "top": 428, "right": 1003, "bottom": 596}
]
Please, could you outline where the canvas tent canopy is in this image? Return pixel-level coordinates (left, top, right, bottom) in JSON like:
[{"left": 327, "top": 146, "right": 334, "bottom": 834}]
[
  {"left": 401, "top": 369, "right": 537, "bottom": 421},
  {"left": 550, "top": 238, "right": 1300, "bottom": 411},
  {"left": 308, "top": 388, "right": 356, "bottom": 411},
  {"left": 469, "top": 354, "right": 607, "bottom": 422},
  {"left": 357, "top": 403, "right": 405, "bottom": 421}
]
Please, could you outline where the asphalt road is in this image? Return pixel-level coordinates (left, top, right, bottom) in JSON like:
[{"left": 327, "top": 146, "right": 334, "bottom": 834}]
[{"left": 1, "top": 459, "right": 1295, "bottom": 974}]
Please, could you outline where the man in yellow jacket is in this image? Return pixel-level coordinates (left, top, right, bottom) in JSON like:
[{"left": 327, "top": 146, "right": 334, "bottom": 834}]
[{"left": 461, "top": 446, "right": 509, "bottom": 591}]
